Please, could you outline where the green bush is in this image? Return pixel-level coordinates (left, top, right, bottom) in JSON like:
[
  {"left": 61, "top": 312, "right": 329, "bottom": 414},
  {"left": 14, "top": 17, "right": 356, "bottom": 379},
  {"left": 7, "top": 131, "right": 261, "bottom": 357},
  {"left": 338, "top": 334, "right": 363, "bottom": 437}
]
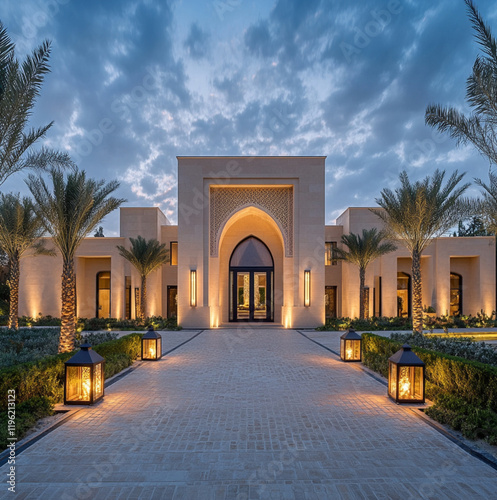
[
  {"left": 362, "top": 333, "right": 497, "bottom": 443},
  {"left": 425, "top": 394, "right": 497, "bottom": 444},
  {"left": 0, "top": 396, "right": 55, "bottom": 448},
  {"left": 390, "top": 332, "right": 497, "bottom": 366},
  {"left": 318, "top": 311, "right": 497, "bottom": 331},
  {"left": 0, "top": 333, "right": 143, "bottom": 448},
  {"left": 318, "top": 316, "right": 413, "bottom": 331},
  {"left": 0, "top": 333, "right": 142, "bottom": 415},
  {"left": 0, "top": 328, "right": 120, "bottom": 369}
]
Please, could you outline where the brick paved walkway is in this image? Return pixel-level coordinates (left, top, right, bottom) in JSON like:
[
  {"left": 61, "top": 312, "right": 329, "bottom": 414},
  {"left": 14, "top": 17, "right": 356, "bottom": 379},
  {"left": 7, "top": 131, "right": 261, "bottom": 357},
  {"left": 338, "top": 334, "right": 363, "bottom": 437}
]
[{"left": 2, "top": 328, "right": 497, "bottom": 499}]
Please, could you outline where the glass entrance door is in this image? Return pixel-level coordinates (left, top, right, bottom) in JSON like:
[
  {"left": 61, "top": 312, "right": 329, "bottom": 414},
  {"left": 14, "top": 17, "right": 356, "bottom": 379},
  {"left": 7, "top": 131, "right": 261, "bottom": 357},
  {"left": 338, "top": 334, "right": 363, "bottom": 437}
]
[
  {"left": 231, "top": 269, "right": 273, "bottom": 321},
  {"left": 236, "top": 272, "right": 250, "bottom": 320}
]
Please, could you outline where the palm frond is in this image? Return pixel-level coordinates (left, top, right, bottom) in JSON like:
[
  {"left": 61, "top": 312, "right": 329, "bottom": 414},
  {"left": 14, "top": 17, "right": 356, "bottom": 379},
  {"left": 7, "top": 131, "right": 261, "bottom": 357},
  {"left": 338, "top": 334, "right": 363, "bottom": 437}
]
[
  {"left": 26, "top": 167, "right": 126, "bottom": 261},
  {"left": 117, "top": 236, "right": 169, "bottom": 278}
]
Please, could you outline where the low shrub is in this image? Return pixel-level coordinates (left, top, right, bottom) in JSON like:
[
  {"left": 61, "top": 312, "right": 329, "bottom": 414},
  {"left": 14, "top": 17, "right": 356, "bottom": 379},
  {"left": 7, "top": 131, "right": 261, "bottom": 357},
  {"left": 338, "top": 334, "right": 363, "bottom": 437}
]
[
  {"left": 318, "top": 311, "right": 497, "bottom": 331},
  {"left": 390, "top": 333, "right": 497, "bottom": 367},
  {"left": 0, "top": 333, "right": 143, "bottom": 448},
  {"left": 0, "top": 329, "right": 119, "bottom": 369},
  {"left": 362, "top": 333, "right": 497, "bottom": 443},
  {"left": 0, "top": 315, "right": 180, "bottom": 330},
  {"left": 317, "top": 316, "right": 413, "bottom": 331},
  {"left": 0, "top": 396, "right": 54, "bottom": 448},
  {"left": 0, "top": 328, "right": 61, "bottom": 368},
  {"left": 77, "top": 316, "right": 180, "bottom": 331},
  {"left": 76, "top": 331, "right": 118, "bottom": 347},
  {"left": 425, "top": 394, "right": 497, "bottom": 444}
]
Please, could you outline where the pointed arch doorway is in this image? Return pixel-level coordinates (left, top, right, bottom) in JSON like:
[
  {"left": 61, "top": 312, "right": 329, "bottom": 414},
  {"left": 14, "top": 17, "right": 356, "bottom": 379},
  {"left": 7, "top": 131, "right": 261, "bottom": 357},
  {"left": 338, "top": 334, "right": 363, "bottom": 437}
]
[{"left": 229, "top": 236, "right": 274, "bottom": 322}]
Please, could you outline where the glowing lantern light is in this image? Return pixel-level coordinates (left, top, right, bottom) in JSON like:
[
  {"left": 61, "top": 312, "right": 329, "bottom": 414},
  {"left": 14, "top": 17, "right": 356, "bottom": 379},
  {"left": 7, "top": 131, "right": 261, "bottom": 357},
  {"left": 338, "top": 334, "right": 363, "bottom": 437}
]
[
  {"left": 388, "top": 344, "right": 425, "bottom": 404},
  {"left": 340, "top": 329, "right": 362, "bottom": 362},
  {"left": 141, "top": 326, "right": 162, "bottom": 361},
  {"left": 64, "top": 343, "right": 105, "bottom": 405}
]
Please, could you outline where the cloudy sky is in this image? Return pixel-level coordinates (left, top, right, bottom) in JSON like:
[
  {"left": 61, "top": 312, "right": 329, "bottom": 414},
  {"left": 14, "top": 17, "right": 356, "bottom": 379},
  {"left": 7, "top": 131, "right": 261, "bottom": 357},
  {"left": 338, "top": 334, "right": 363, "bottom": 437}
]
[{"left": 1, "top": 0, "right": 496, "bottom": 234}]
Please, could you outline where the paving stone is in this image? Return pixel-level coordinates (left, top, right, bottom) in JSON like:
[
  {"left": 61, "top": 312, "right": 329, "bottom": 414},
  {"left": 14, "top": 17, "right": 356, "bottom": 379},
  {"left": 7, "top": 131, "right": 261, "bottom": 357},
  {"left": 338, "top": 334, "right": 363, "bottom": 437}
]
[{"left": 1, "top": 328, "right": 496, "bottom": 499}]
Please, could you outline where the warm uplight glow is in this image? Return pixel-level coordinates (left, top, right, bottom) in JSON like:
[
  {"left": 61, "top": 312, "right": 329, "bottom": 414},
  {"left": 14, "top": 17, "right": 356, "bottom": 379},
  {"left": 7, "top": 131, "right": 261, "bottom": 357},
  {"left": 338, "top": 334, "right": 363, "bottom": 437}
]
[
  {"left": 148, "top": 345, "right": 156, "bottom": 358},
  {"left": 190, "top": 269, "right": 197, "bottom": 307},
  {"left": 283, "top": 308, "right": 292, "bottom": 328},
  {"left": 346, "top": 347, "right": 353, "bottom": 360},
  {"left": 304, "top": 270, "right": 310, "bottom": 307}
]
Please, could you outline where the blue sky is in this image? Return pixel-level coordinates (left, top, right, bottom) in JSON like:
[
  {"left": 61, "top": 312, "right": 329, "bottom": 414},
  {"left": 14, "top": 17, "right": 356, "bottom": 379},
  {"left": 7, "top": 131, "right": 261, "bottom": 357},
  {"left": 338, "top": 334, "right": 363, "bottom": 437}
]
[{"left": 1, "top": 0, "right": 496, "bottom": 234}]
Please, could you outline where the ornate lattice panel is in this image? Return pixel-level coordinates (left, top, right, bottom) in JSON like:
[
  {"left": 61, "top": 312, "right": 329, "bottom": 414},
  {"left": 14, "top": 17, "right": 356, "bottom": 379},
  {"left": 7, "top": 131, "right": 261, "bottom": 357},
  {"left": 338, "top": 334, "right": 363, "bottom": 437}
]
[{"left": 210, "top": 187, "right": 293, "bottom": 257}]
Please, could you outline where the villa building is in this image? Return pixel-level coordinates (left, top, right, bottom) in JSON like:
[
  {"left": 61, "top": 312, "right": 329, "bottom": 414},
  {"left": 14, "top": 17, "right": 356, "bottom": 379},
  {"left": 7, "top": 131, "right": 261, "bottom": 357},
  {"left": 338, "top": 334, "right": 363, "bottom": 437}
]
[{"left": 19, "top": 156, "right": 496, "bottom": 328}]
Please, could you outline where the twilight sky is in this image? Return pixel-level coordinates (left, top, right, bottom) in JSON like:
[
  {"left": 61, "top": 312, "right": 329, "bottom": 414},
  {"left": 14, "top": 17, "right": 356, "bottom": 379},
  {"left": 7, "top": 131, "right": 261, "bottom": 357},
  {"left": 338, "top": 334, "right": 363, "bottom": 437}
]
[{"left": 1, "top": 0, "right": 496, "bottom": 234}]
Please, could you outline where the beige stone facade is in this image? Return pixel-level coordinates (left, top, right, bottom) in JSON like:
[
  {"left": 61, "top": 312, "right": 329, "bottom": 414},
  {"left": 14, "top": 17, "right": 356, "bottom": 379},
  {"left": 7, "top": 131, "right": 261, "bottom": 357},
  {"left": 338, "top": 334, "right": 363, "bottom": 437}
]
[{"left": 18, "top": 157, "right": 496, "bottom": 327}]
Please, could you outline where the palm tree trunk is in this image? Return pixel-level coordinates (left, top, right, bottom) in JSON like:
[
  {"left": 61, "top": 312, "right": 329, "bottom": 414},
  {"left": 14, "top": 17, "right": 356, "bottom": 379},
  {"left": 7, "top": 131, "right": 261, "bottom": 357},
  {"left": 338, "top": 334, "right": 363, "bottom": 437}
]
[
  {"left": 8, "top": 255, "right": 19, "bottom": 330},
  {"left": 59, "top": 258, "right": 76, "bottom": 353},
  {"left": 359, "top": 267, "right": 365, "bottom": 319},
  {"left": 412, "top": 249, "right": 423, "bottom": 334},
  {"left": 140, "top": 275, "right": 147, "bottom": 322}
]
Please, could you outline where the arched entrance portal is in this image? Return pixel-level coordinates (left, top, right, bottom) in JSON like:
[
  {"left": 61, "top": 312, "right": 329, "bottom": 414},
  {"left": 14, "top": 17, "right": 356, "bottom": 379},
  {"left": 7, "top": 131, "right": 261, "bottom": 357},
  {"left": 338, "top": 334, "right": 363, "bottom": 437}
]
[{"left": 229, "top": 236, "right": 274, "bottom": 322}]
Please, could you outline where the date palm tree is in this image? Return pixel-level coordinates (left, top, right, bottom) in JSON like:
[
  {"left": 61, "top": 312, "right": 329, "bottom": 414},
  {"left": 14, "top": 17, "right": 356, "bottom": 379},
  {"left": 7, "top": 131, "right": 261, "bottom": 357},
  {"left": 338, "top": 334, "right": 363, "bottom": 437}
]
[
  {"left": 333, "top": 228, "right": 396, "bottom": 319},
  {"left": 0, "top": 22, "right": 72, "bottom": 185},
  {"left": 374, "top": 170, "right": 470, "bottom": 334},
  {"left": 426, "top": 1, "right": 497, "bottom": 166},
  {"left": 27, "top": 168, "right": 124, "bottom": 353},
  {"left": 117, "top": 236, "right": 169, "bottom": 322},
  {"left": 0, "top": 194, "right": 54, "bottom": 329}
]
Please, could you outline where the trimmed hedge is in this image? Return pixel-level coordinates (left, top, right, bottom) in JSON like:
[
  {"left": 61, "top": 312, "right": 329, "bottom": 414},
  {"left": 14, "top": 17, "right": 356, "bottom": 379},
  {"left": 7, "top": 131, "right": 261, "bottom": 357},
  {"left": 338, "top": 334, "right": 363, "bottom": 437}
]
[
  {"left": 362, "top": 333, "right": 497, "bottom": 442},
  {"left": 0, "top": 333, "right": 142, "bottom": 448},
  {"left": 0, "top": 397, "right": 54, "bottom": 449}
]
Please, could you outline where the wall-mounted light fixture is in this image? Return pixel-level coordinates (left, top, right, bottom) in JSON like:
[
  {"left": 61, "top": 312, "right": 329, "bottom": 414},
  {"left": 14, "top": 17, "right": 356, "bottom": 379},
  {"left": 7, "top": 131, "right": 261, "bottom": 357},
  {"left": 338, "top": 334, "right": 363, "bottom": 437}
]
[
  {"left": 304, "top": 270, "right": 311, "bottom": 307},
  {"left": 190, "top": 269, "right": 197, "bottom": 307}
]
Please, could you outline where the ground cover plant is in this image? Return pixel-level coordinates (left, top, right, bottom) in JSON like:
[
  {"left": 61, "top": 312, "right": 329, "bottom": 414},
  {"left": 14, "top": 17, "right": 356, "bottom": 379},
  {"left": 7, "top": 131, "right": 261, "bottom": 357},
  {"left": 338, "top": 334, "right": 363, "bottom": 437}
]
[
  {"left": 0, "top": 314, "right": 180, "bottom": 330},
  {"left": 0, "top": 333, "right": 142, "bottom": 448},
  {"left": 362, "top": 333, "right": 497, "bottom": 444},
  {"left": 318, "top": 311, "right": 497, "bottom": 331},
  {"left": 390, "top": 332, "right": 497, "bottom": 366},
  {"left": 0, "top": 328, "right": 117, "bottom": 369}
]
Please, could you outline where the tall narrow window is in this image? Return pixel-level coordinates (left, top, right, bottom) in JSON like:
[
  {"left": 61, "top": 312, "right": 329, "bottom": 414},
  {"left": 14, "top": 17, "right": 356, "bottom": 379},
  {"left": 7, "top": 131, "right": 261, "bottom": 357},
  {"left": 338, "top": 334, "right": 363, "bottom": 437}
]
[
  {"left": 397, "top": 272, "right": 411, "bottom": 318},
  {"left": 170, "top": 242, "right": 178, "bottom": 266},
  {"left": 134, "top": 288, "right": 140, "bottom": 319},
  {"left": 325, "top": 242, "right": 337, "bottom": 266},
  {"left": 450, "top": 273, "right": 462, "bottom": 316},
  {"left": 325, "top": 286, "right": 337, "bottom": 319},
  {"left": 125, "top": 276, "right": 131, "bottom": 319},
  {"left": 96, "top": 272, "right": 111, "bottom": 318},
  {"left": 167, "top": 286, "right": 178, "bottom": 318}
]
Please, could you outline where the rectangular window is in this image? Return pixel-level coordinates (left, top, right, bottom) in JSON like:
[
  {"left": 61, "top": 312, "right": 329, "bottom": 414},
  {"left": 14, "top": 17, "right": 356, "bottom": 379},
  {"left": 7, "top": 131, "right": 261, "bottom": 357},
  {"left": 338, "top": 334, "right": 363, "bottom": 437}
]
[
  {"left": 325, "top": 242, "right": 337, "bottom": 266},
  {"left": 167, "top": 286, "right": 178, "bottom": 318},
  {"left": 125, "top": 276, "right": 131, "bottom": 320},
  {"left": 325, "top": 286, "right": 337, "bottom": 319},
  {"left": 170, "top": 241, "right": 178, "bottom": 266}
]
